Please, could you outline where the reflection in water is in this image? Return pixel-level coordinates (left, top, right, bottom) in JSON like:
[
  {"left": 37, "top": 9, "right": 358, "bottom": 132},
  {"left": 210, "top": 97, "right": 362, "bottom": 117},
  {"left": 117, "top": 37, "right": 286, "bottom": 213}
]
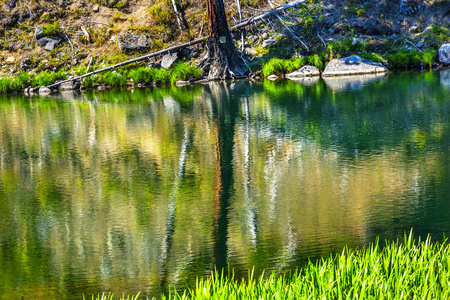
[
  {"left": 323, "top": 73, "right": 387, "bottom": 91},
  {"left": 1, "top": 71, "right": 450, "bottom": 299}
]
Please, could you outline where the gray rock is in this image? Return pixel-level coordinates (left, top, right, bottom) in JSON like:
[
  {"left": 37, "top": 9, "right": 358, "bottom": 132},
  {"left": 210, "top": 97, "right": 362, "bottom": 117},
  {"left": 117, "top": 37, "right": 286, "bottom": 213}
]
[
  {"left": 262, "top": 39, "right": 276, "bottom": 48},
  {"left": 176, "top": 80, "right": 189, "bottom": 86},
  {"left": 20, "top": 57, "right": 31, "bottom": 70},
  {"left": 438, "top": 43, "right": 450, "bottom": 65},
  {"left": 117, "top": 33, "right": 153, "bottom": 53},
  {"left": 93, "top": 4, "right": 99, "bottom": 12},
  {"left": 35, "top": 27, "right": 63, "bottom": 51},
  {"left": 39, "top": 86, "right": 52, "bottom": 94},
  {"left": 244, "top": 46, "right": 257, "bottom": 57},
  {"left": 59, "top": 81, "right": 81, "bottom": 91},
  {"left": 286, "top": 65, "right": 320, "bottom": 78},
  {"left": 267, "top": 74, "right": 278, "bottom": 80},
  {"left": 37, "top": 36, "right": 63, "bottom": 51},
  {"left": 322, "top": 55, "right": 388, "bottom": 77},
  {"left": 35, "top": 27, "right": 45, "bottom": 40},
  {"left": 399, "top": 0, "right": 422, "bottom": 16},
  {"left": 161, "top": 52, "right": 178, "bottom": 69},
  {"left": 97, "top": 85, "right": 106, "bottom": 91}
]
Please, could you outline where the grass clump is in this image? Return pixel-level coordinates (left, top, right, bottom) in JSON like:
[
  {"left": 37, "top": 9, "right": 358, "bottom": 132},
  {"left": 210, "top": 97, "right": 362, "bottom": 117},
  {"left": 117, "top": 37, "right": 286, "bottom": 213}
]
[
  {"left": 170, "top": 63, "right": 202, "bottom": 83},
  {"left": 386, "top": 50, "right": 422, "bottom": 70},
  {"left": 41, "top": 21, "right": 63, "bottom": 36},
  {"left": 262, "top": 57, "right": 306, "bottom": 77},
  {"left": 88, "top": 231, "right": 450, "bottom": 299},
  {"left": 32, "top": 70, "right": 66, "bottom": 87},
  {"left": 423, "top": 49, "right": 437, "bottom": 69}
]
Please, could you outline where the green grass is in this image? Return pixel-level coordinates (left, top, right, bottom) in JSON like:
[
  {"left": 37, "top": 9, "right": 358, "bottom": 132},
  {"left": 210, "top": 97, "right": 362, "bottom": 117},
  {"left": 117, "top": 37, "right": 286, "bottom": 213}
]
[
  {"left": 88, "top": 231, "right": 450, "bottom": 299},
  {"left": 262, "top": 57, "right": 306, "bottom": 77}
]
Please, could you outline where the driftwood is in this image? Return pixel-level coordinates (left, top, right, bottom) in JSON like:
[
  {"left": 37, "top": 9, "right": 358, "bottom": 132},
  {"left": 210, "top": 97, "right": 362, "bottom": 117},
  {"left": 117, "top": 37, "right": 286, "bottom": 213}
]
[{"left": 47, "top": 0, "right": 306, "bottom": 89}]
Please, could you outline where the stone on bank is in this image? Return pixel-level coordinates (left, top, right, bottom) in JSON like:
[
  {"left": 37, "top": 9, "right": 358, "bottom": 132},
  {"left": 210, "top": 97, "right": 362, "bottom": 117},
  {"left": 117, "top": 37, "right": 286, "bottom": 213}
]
[
  {"left": 438, "top": 43, "right": 450, "bottom": 65},
  {"left": 322, "top": 55, "right": 388, "bottom": 77},
  {"left": 286, "top": 65, "right": 320, "bottom": 78}
]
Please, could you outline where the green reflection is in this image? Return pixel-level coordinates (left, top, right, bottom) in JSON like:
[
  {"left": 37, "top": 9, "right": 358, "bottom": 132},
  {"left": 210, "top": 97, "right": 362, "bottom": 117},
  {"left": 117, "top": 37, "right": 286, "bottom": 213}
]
[{"left": 1, "top": 71, "right": 450, "bottom": 299}]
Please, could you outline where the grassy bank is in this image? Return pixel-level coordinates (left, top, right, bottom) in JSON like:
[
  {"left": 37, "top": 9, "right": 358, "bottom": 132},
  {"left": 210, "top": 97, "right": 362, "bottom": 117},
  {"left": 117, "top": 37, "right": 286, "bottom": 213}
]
[
  {"left": 0, "top": 63, "right": 202, "bottom": 94},
  {"left": 89, "top": 232, "right": 450, "bottom": 300}
]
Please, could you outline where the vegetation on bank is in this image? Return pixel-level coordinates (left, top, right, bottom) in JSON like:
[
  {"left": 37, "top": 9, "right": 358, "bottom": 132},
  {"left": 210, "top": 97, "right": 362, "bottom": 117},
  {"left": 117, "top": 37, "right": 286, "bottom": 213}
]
[
  {"left": 0, "top": 62, "right": 202, "bottom": 93},
  {"left": 88, "top": 232, "right": 450, "bottom": 300}
]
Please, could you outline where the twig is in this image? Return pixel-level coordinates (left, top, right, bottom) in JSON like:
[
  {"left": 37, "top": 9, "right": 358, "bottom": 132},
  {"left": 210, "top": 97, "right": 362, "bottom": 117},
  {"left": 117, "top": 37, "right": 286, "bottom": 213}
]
[
  {"left": 63, "top": 32, "right": 76, "bottom": 67},
  {"left": 86, "top": 56, "right": 93, "bottom": 74}
]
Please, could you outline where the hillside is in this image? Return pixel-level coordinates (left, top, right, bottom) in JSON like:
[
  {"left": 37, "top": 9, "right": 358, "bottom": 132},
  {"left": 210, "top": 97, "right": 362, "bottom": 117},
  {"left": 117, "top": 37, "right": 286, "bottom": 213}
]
[{"left": 0, "top": 0, "right": 449, "bottom": 79}]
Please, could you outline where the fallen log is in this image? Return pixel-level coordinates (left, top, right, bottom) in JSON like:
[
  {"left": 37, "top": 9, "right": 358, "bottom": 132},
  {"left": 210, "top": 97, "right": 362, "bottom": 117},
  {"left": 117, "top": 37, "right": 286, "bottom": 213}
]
[{"left": 47, "top": 0, "right": 306, "bottom": 89}]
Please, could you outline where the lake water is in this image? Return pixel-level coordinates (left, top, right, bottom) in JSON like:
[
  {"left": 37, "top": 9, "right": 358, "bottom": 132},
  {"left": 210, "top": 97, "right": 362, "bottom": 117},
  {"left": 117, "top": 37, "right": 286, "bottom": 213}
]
[{"left": 1, "top": 70, "right": 450, "bottom": 299}]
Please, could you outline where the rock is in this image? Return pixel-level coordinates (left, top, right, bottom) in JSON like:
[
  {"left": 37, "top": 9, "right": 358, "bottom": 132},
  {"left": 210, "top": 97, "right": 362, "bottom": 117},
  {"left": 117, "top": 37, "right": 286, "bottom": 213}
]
[
  {"left": 35, "top": 27, "right": 45, "bottom": 40},
  {"left": 176, "top": 80, "right": 189, "bottom": 86},
  {"left": 92, "top": 4, "right": 99, "bottom": 12},
  {"left": 399, "top": 0, "right": 422, "bottom": 16},
  {"left": 20, "top": 57, "right": 31, "bottom": 70},
  {"left": 38, "top": 86, "right": 52, "bottom": 94},
  {"left": 438, "top": 43, "right": 450, "bottom": 65},
  {"left": 244, "top": 46, "right": 257, "bottom": 57},
  {"left": 262, "top": 39, "right": 276, "bottom": 48},
  {"left": 161, "top": 52, "right": 178, "bottom": 69},
  {"left": 267, "top": 74, "right": 278, "bottom": 80},
  {"left": 416, "top": 41, "right": 424, "bottom": 48},
  {"left": 117, "top": 33, "right": 153, "bottom": 53},
  {"left": 322, "top": 55, "right": 388, "bottom": 77},
  {"left": 5, "top": 56, "right": 15, "bottom": 64},
  {"left": 286, "top": 65, "right": 320, "bottom": 78},
  {"left": 97, "top": 85, "right": 106, "bottom": 91},
  {"left": 59, "top": 80, "right": 81, "bottom": 91}
]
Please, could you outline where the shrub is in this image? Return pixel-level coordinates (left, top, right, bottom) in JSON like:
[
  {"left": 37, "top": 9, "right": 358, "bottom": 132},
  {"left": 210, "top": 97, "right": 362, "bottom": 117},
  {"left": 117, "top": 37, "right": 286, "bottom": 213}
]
[
  {"left": 11, "top": 72, "right": 31, "bottom": 91},
  {"left": 423, "top": 50, "right": 436, "bottom": 69},
  {"left": 306, "top": 54, "right": 323, "bottom": 71},
  {"left": 170, "top": 63, "right": 202, "bottom": 83},
  {"left": 0, "top": 78, "right": 13, "bottom": 93},
  {"left": 42, "top": 21, "right": 62, "bottom": 36},
  {"left": 262, "top": 58, "right": 286, "bottom": 77}
]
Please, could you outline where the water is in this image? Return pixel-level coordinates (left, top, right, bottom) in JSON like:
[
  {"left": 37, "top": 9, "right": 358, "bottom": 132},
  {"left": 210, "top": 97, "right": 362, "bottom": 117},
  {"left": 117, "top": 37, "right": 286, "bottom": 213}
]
[{"left": 0, "top": 70, "right": 449, "bottom": 299}]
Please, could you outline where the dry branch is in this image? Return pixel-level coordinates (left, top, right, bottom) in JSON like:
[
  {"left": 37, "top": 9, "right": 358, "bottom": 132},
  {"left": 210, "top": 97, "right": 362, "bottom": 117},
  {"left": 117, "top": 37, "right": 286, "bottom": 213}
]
[{"left": 47, "top": 0, "right": 307, "bottom": 89}]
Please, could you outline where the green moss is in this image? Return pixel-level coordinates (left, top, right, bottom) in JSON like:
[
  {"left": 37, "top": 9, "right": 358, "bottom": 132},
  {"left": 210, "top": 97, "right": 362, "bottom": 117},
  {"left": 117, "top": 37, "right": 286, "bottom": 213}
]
[{"left": 41, "top": 21, "right": 63, "bottom": 36}]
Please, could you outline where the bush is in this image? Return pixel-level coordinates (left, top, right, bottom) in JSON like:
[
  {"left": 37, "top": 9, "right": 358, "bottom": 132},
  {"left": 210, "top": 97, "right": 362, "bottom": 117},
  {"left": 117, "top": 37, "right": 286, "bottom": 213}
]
[
  {"left": 262, "top": 58, "right": 286, "bottom": 77},
  {"left": 170, "top": 63, "right": 202, "bottom": 83},
  {"left": 386, "top": 50, "right": 421, "bottom": 70},
  {"left": 423, "top": 50, "right": 436, "bottom": 69},
  {"left": 42, "top": 21, "right": 62, "bottom": 36},
  {"left": 11, "top": 72, "right": 31, "bottom": 90}
]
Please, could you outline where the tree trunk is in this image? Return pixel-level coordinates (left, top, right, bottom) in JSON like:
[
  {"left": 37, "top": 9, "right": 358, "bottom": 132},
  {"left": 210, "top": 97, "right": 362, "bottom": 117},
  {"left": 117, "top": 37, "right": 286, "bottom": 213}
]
[{"left": 206, "top": 0, "right": 244, "bottom": 79}]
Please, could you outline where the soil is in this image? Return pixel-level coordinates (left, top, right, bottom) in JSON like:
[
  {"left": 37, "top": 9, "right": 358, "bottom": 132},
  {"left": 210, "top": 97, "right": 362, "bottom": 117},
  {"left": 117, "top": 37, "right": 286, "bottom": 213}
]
[{"left": 0, "top": 0, "right": 449, "bottom": 77}]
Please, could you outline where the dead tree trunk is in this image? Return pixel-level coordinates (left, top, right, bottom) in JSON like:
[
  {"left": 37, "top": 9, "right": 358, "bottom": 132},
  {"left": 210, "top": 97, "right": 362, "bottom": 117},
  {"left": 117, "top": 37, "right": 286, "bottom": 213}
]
[{"left": 206, "top": 0, "right": 244, "bottom": 79}]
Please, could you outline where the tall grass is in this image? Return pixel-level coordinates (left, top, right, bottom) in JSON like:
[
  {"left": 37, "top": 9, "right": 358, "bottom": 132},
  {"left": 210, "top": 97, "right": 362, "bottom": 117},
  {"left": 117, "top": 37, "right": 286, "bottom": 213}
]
[
  {"left": 88, "top": 232, "right": 450, "bottom": 299},
  {"left": 262, "top": 57, "right": 306, "bottom": 77}
]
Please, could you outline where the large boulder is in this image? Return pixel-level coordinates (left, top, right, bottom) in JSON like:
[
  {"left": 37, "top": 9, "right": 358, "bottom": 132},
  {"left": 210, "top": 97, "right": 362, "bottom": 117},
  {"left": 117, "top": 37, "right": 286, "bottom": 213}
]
[
  {"left": 38, "top": 86, "right": 52, "bottom": 94},
  {"left": 59, "top": 80, "right": 81, "bottom": 91},
  {"left": 161, "top": 52, "right": 178, "bottom": 69},
  {"left": 322, "top": 55, "right": 388, "bottom": 77},
  {"left": 286, "top": 65, "right": 320, "bottom": 78},
  {"left": 35, "top": 27, "right": 63, "bottom": 51},
  {"left": 438, "top": 43, "right": 450, "bottom": 65},
  {"left": 117, "top": 33, "right": 153, "bottom": 53}
]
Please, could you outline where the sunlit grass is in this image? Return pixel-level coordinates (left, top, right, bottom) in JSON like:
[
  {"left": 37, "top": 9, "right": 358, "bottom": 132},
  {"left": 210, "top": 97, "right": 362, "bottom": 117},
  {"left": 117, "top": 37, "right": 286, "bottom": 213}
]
[{"left": 88, "top": 231, "right": 450, "bottom": 299}]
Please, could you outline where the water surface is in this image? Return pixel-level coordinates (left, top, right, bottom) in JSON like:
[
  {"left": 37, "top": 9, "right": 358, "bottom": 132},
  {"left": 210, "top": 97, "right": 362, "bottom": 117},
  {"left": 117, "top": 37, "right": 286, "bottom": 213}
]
[{"left": 1, "top": 70, "right": 450, "bottom": 299}]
